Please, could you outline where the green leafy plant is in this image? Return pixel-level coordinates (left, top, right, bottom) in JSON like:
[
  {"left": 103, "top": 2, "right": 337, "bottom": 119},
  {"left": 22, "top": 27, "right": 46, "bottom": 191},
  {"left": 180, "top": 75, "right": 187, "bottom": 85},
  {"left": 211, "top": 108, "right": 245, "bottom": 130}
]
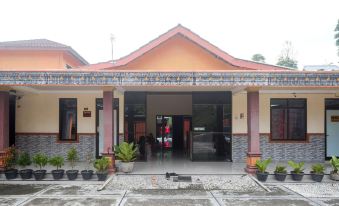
[
  {"left": 49, "top": 156, "right": 64, "bottom": 170},
  {"left": 255, "top": 158, "right": 272, "bottom": 173},
  {"left": 115, "top": 142, "right": 137, "bottom": 163},
  {"left": 67, "top": 147, "right": 78, "bottom": 170},
  {"left": 330, "top": 156, "right": 339, "bottom": 173},
  {"left": 288, "top": 160, "right": 304, "bottom": 174},
  {"left": 32, "top": 153, "right": 48, "bottom": 170},
  {"left": 274, "top": 165, "right": 287, "bottom": 174},
  {"left": 113, "top": 145, "right": 121, "bottom": 160},
  {"left": 311, "top": 163, "right": 325, "bottom": 174},
  {"left": 94, "top": 157, "right": 111, "bottom": 172},
  {"left": 17, "top": 152, "right": 31, "bottom": 168}
]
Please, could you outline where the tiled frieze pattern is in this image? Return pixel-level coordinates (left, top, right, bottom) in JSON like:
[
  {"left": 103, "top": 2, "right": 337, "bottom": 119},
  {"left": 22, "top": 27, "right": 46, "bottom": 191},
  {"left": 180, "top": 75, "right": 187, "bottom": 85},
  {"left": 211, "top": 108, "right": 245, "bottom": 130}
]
[
  {"left": 16, "top": 134, "right": 96, "bottom": 161},
  {"left": 0, "top": 71, "right": 339, "bottom": 87},
  {"left": 231, "top": 134, "right": 325, "bottom": 162}
]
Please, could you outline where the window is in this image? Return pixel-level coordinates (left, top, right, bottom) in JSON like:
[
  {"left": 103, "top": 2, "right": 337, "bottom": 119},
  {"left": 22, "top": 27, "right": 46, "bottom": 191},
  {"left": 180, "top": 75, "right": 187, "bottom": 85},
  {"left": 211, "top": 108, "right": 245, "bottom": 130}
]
[
  {"left": 59, "top": 98, "right": 77, "bottom": 141},
  {"left": 270, "top": 99, "right": 306, "bottom": 141}
]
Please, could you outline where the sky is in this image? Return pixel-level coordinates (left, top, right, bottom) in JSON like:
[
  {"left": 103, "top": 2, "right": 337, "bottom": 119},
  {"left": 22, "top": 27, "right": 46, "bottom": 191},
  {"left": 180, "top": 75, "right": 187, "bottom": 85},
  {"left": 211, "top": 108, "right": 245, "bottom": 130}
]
[{"left": 0, "top": 0, "right": 338, "bottom": 68}]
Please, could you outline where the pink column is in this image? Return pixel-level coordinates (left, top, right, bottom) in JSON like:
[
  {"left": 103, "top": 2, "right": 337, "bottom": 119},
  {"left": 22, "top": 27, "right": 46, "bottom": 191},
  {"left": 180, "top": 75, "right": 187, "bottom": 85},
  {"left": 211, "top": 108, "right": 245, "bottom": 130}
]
[
  {"left": 102, "top": 90, "right": 115, "bottom": 172},
  {"left": 245, "top": 91, "right": 261, "bottom": 173},
  {"left": 0, "top": 92, "right": 9, "bottom": 150}
]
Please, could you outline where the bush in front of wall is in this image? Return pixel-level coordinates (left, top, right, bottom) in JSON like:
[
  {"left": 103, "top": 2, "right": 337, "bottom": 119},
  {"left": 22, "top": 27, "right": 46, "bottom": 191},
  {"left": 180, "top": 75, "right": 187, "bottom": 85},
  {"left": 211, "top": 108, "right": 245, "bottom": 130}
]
[
  {"left": 274, "top": 165, "right": 287, "bottom": 182},
  {"left": 66, "top": 147, "right": 79, "bottom": 180},
  {"left": 255, "top": 158, "right": 272, "bottom": 182},
  {"left": 17, "top": 152, "right": 32, "bottom": 180},
  {"left": 288, "top": 160, "right": 305, "bottom": 181},
  {"left": 310, "top": 163, "right": 325, "bottom": 182},
  {"left": 32, "top": 153, "right": 48, "bottom": 180},
  {"left": 49, "top": 156, "right": 65, "bottom": 180},
  {"left": 4, "top": 146, "right": 18, "bottom": 180}
]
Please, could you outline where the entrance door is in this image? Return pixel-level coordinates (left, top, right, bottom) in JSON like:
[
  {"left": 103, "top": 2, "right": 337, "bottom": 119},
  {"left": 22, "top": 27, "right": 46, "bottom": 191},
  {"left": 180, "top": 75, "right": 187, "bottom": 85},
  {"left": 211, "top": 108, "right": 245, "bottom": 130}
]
[{"left": 326, "top": 110, "right": 339, "bottom": 157}]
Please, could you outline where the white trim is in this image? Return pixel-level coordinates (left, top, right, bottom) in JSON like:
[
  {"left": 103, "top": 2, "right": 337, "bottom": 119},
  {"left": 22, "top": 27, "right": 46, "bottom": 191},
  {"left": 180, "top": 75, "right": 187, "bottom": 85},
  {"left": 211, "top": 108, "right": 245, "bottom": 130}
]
[
  {"left": 259, "top": 90, "right": 339, "bottom": 94},
  {"left": 10, "top": 86, "right": 102, "bottom": 94}
]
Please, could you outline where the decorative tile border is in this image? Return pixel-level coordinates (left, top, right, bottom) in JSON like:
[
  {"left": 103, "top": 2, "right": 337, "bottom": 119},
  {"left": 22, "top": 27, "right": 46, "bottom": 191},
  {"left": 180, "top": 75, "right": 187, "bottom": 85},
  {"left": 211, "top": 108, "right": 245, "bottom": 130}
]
[{"left": 1, "top": 71, "right": 339, "bottom": 86}]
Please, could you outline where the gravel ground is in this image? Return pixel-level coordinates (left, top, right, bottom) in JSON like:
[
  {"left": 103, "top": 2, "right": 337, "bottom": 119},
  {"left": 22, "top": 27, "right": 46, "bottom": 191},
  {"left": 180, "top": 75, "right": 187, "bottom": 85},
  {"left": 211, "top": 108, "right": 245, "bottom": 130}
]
[
  {"left": 284, "top": 183, "right": 339, "bottom": 197},
  {"left": 107, "top": 174, "right": 262, "bottom": 191}
]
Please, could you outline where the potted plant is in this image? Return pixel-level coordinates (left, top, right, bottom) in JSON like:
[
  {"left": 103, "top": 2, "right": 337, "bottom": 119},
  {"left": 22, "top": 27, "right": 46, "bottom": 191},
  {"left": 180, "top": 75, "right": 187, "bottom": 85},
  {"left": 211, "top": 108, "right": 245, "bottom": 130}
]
[
  {"left": 288, "top": 160, "right": 305, "bottom": 181},
  {"left": 255, "top": 158, "right": 272, "bottom": 182},
  {"left": 115, "top": 142, "right": 137, "bottom": 173},
  {"left": 4, "top": 146, "right": 18, "bottom": 180},
  {"left": 81, "top": 153, "right": 93, "bottom": 180},
  {"left": 32, "top": 153, "right": 48, "bottom": 180},
  {"left": 310, "top": 163, "right": 325, "bottom": 182},
  {"left": 49, "top": 156, "right": 64, "bottom": 180},
  {"left": 330, "top": 156, "right": 339, "bottom": 181},
  {"left": 66, "top": 147, "right": 78, "bottom": 180},
  {"left": 17, "top": 152, "right": 32, "bottom": 179},
  {"left": 274, "top": 165, "right": 287, "bottom": 181},
  {"left": 94, "top": 157, "right": 111, "bottom": 181}
]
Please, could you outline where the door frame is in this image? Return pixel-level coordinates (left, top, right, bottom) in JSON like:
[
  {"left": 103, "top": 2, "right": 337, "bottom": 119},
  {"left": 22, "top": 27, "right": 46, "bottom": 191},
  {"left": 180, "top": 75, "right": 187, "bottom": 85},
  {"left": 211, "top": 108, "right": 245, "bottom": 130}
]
[
  {"left": 95, "top": 98, "right": 119, "bottom": 159},
  {"left": 325, "top": 98, "right": 339, "bottom": 160}
]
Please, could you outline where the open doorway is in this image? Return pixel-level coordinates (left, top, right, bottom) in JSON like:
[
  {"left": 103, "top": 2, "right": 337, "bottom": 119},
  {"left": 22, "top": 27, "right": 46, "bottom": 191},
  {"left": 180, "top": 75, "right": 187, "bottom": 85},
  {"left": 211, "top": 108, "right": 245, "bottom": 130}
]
[{"left": 153, "top": 115, "right": 191, "bottom": 159}]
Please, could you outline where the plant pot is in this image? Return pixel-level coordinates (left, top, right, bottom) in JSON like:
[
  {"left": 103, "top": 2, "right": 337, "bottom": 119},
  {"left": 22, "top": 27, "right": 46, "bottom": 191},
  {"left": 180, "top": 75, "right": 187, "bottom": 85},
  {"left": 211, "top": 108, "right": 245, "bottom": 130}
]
[
  {"left": 66, "top": 170, "right": 78, "bottom": 180},
  {"left": 19, "top": 169, "right": 33, "bottom": 180},
  {"left": 33, "top": 170, "right": 46, "bottom": 180},
  {"left": 290, "top": 172, "right": 304, "bottom": 181},
  {"left": 330, "top": 172, "right": 339, "bottom": 181},
  {"left": 4, "top": 169, "right": 18, "bottom": 180},
  {"left": 120, "top": 162, "right": 134, "bottom": 173},
  {"left": 96, "top": 171, "right": 108, "bottom": 181},
  {"left": 311, "top": 172, "right": 324, "bottom": 182},
  {"left": 81, "top": 170, "right": 93, "bottom": 180},
  {"left": 274, "top": 172, "right": 287, "bottom": 182},
  {"left": 256, "top": 171, "right": 269, "bottom": 182},
  {"left": 51, "top": 169, "right": 64, "bottom": 180}
]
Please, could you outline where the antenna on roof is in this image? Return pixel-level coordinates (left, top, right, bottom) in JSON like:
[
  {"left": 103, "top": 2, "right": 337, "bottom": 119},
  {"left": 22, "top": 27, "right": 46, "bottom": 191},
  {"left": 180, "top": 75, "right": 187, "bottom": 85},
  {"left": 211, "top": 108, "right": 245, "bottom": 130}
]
[{"left": 110, "top": 34, "right": 115, "bottom": 63}]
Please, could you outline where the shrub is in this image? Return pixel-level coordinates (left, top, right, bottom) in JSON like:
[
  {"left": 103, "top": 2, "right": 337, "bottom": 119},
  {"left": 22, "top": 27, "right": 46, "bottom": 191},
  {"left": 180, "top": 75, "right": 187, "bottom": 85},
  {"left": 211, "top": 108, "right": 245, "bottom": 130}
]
[
  {"left": 274, "top": 165, "right": 287, "bottom": 174},
  {"left": 330, "top": 156, "right": 339, "bottom": 173},
  {"left": 67, "top": 147, "right": 78, "bottom": 170},
  {"left": 17, "top": 152, "right": 31, "bottom": 168},
  {"left": 94, "top": 157, "right": 111, "bottom": 172},
  {"left": 311, "top": 163, "right": 324, "bottom": 174},
  {"left": 288, "top": 160, "right": 304, "bottom": 174},
  {"left": 115, "top": 142, "right": 137, "bottom": 163},
  {"left": 49, "top": 156, "right": 64, "bottom": 170},
  {"left": 32, "top": 153, "right": 48, "bottom": 170},
  {"left": 255, "top": 158, "right": 272, "bottom": 173},
  {"left": 4, "top": 146, "right": 17, "bottom": 170}
]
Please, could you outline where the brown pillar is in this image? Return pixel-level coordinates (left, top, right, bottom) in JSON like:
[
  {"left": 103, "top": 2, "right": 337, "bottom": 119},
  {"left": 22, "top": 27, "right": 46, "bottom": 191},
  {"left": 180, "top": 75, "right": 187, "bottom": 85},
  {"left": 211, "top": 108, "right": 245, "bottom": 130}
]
[
  {"left": 0, "top": 92, "right": 9, "bottom": 150},
  {"left": 245, "top": 91, "right": 261, "bottom": 173},
  {"left": 102, "top": 89, "right": 115, "bottom": 172}
]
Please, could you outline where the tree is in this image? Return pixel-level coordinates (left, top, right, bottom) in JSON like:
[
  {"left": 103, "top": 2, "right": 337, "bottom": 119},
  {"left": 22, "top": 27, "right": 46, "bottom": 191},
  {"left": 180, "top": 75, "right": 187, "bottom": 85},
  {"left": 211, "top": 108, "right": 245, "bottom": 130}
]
[
  {"left": 251, "top": 54, "right": 265, "bottom": 63},
  {"left": 276, "top": 41, "right": 298, "bottom": 69},
  {"left": 335, "top": 19, "right": 339, "bottom": 56}
]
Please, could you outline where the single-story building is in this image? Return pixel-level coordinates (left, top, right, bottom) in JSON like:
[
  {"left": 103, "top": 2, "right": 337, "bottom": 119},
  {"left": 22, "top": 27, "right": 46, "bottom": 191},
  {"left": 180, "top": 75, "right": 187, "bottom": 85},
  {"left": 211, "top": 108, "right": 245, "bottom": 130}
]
[{"left": 0, "top": 25, "right": 338, "bottom": 172}]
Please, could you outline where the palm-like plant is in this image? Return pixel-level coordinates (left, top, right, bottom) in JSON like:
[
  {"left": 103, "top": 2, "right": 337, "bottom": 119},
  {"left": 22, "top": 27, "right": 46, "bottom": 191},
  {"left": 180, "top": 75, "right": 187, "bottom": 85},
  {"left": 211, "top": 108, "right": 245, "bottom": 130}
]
[
  {"left": 288, "top": 160, "right": 304, "bottom": 174},
  {"left": 274, "top": 165, "right": 287, "bottom": 174},
  {"left": 94, "top": 157, "right": 111, "bottom": 172},
  {"left": 330, "top": 156, "right": 339, "bottom": 173},
  {"left": 115, "top": 142, "right": 137, "bottom": 163},
  {"left": 255, "top": 158, "right": 272, "bottom": 173},
  {"left": 311, "top": 163, "right": 324, "bottom": 174}
]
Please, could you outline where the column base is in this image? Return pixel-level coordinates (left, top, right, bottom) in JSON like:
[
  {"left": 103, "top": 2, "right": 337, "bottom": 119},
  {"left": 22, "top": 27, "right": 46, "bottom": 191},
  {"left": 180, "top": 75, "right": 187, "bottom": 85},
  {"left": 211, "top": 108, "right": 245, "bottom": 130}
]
[
  {"left": 245, "top": 152, "right": 261, "bottom": 174},
  {"left": 101, "top": 152, "right": 116, "bottom": 174}
]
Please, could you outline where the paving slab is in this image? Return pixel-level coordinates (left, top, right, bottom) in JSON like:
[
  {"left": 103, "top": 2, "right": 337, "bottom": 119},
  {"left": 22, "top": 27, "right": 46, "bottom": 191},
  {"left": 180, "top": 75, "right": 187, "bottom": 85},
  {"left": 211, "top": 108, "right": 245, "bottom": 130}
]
[
  {"left": 0, "top": 184, "right": 47, "bottom": 195},
  {"left": 284, "top": 183, "right": 339, "bottom": 197},
  {"left": 0, "top": 197, "right": 25, "bottom": 206},
  {"left": 122, "top": 198, "right": 218, "bottom": 206},
  {"left": 316, "top": 198, "right": 339, "bottom": 206},
  {"left": 40, "top": 184, "right": 123, "bottom": 196},
  {"left": 212, "top": 186, "right": 296, "bottom": 197},
  {"left": 221, "top": 198, "right": 318, "bottom": 206},
  {"left": 126, "top": 189, "right": 210, "bottom": 197},
  {"left": 23, "top": 197, "right": 117, "bottom": 206}
]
